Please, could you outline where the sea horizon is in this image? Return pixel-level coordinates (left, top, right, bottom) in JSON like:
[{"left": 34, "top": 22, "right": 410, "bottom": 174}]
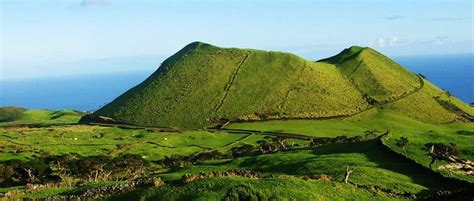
[{"left": 1, "top": 53, "right": 473, "bottom": 111}]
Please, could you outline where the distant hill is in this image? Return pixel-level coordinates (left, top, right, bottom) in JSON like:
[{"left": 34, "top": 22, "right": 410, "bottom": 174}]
[
  {"left": 0, "top": 106, "right": 27, "bottom": 122},
  {"left": 81, "top": 42, "right": 474, "bottom": 128},
  {"left": 0, "top": 106, "right": 85, "bottom": 125}
]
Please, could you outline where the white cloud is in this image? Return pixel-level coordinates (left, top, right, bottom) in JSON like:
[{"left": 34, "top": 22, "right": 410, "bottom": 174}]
[
  {"left": 377, "top": 38, "right": 386, "bottom": 47},
  {"left": 389, "top": 36, "right": 399, "bottom": 46},
  {"left": 369, "top": 36, "right": 400, "bottom": 48}
]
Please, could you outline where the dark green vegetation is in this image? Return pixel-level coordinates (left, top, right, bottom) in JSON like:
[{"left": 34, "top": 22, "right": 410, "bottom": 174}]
[
  {"left": 109, "top": 178, "right": 400, "bottom": 201},
  {"left": 1, "top": 43, "right": 473, "bottom": 200},
  {"left": 0, "top": 107, "right": 27, "bottom": 122}
]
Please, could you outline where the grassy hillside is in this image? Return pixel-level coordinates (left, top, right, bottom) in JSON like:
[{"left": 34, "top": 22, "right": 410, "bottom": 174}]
[
  {"left": 92, "top": 42, "right": 249, "bottom": 128},
  {"left": 385, "top": 81, "right": 454, "bottom": 123},
  {"left": 0, "top": 107, "right": 84, "bottom": 126},
  {"left": 229, "top": 108, "right": 474, "bottom": 182},
  {"left": 89, "top": 42, "right": 367, "bottom": 128},
  {"left": 86, "top": 42, "right": 472, "bottom": 128},
  {"left": 228, "top": 108, "right": 472, "bottom": 137},
  {"left": 321, "top": 46, "right": 421, "bottom": 103},
  {"left": 216, "top": 51, "right": 366, "bottom": 121},
  {"left": 109, "top": 177, "right": 401, "bottom": 201},
  {"left": 0, "top": 106, "right": 27, "bottom": 122},
  {"left": 91, "top": 42, "right": 368, "bottom": 128}
]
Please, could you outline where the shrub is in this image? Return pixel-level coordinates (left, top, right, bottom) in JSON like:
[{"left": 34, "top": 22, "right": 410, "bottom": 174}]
[
  {"left": 424, "top": 142, "right": 459, "bottom": 169},
  {"left": 0, "top": 159, "right": 51, "bottom": 187},
  {"left": 0, "top": 154, "right": 149, "bottom": 187},
  {"left": 395, "top": 136, "right": 409, "bottom": 155},
  {"left": 161, "top": 154, "right": 189, "bottom": 168},
  {"left": 231, "top": 144, "right": 256, "bottom": 158},
  {"left": 191, "top": 150, "right": 224, "bottom": 162},
  {"left": 456, "top": 130, "right": 474, "bottom": 136}
]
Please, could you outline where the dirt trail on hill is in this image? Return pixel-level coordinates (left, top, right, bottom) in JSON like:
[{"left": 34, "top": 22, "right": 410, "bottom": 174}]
[
  {"left": 213, "top": 128, "right": 312, "bottom": 140},
  {"left": 216, "top": 134, "right": 254, "bottom": 150},
  {"left": 146, "top": 141, "right": 212, "bottom": 150},
  {"left": 340, "top": 75, "right": 425, "bottom": 117},
  {"left": 110, "top": 142, "right": 142, "bottom": 155},
  {"left": 225, "top": 75, "right": 425, "bottom": 125},
  {"left": 73, "top": 76, "right": 425, "bottom": 132},
  {"left": 214, "top": 53, "right": 251, "bottom": 115}
]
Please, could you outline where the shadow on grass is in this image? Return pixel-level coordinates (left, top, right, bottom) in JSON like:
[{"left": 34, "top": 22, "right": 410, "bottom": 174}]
[
  {"left": 237, "top": 139, "right": 462, "bottom": 194},
  {"left": 316, "top": 139, "right": 452, "bottom": 192},
  {"left": 158, "top": 139, "right": 468, "bottom": 195}
]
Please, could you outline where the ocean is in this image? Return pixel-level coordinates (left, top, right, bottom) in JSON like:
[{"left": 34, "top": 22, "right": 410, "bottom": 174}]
[
  {"left": 1, "top": 54, "right": 473, "bottom": 111},
  {"left": 395, "top": 54, "right": 473, "bottom": 104}
]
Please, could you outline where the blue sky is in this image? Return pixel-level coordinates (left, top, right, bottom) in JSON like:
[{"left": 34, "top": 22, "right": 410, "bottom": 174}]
[{"left": 1, "top": 0, "right": 472, "bottom": 79}]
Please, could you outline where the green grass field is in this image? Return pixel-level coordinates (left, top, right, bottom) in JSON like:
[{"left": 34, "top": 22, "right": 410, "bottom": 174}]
[
  {"left": 108, "top": 177, "right": 402, "bottom": 201},
  {"left": 1, "top": 108, "right": 472, "bottom": 199},
  {"left": 0, "top": 107, "right": 84, "bottom": 126},
  {"left": 1, "top": 43, "right": 473, "bottom": 200},
  {"left": 228, "top": 108, "right": 473, "bottom": 137},
  {"left": 0, "top": 125, "right": 253, "bottom": 161},
  {"left": 158, "top": 139, "right": 454, "bottom": 195},
  {"left": 229, "top": 108, "right": 474, "bottom": 182}
]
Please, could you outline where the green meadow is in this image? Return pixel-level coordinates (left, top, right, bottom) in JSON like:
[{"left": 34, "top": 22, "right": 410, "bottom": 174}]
[
  {"left": 1, "top": 43, "right": 473, "bottom": 200},
  {"left": 1, "top": 107, "right": 473, "bottom": 200}
]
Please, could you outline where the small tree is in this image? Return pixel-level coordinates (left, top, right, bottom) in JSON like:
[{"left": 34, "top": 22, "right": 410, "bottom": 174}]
[
  {"left": 363, "top": 94, "right": 378, "bottom": 105},
  {"left": 343, "top": 166, "right": 356, "bottom": 183},
  {"left": 417, "top": 73, "right": 426, "bottom": 79},
  {"left": 395, "top": 136, "right": 409, "bottom": 155},
  {"left": 162, "top": 154, "right": 188, "bottom": 168},
  {"left": 191, "top": 150, "right": 223, "bottom": 162},
  {"left": 309, "top": 137, "right": 331, "bottom": 147},
  {"left": 444, "top": 90, "right": 452, "bottom": 97},
  {"left": 230, "top": 144, "right": 256, "bottom": 158},
  {"left": 257, "top": 136, "right": 278, "bottom": 154},
  {"left": 272, "top": 137, "right": 289, "bottom": 150},
  {"left": 425, "top": 143, "right": 459, "bottom": 169}
]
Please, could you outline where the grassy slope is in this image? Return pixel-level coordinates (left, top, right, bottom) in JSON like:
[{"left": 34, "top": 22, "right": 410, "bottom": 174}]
[
  {"left": 2, "top": 43, "right": 473, "bottom": 199},
  {"left": 90, "top": 42, "right": 472, "bottom": 128},
  {"left": 94, "top": 42, "right": 248, "bottom": 128},
  {"left": 0, "top": 108, "right": 84, "bottom": 126},
  {"left": 159, "top": 139, "right": 453, "bottom": 195},
  {"left": 0, "top": 125, "right": 250, "bottom": 161},
  {"left": 228, "top": 108, "right": 464, "bottom": 137},
  {"left": 229, "top": 108, "right": 474, "bottom": 182},
  {"left": 322, "top": 47, "right": 421, "bottom": 103},
  {"left": 0, "top": 106, "right": 27, "bottom": 122},
  {"left": 91, "top": 42, "right": 372, "bottom": 128},
  {"left": 383, "top": 125, "right": 474, "bottom": 182},
  {"left": 1, "top": 116, "right": 472, "bottom": 198},
  {"left": 217, "top": 50, "right": 366, "bottom": 121},
  {"left": 4, "top": 178, "right": 400, "bottom": 200},
  {"left": 319, "top": 46, "right": 474, "bottom": 124},
  {"left": 109, "top": 178, "right": 401, "bottom": 201},
  {"left": 385, "top": 81, "right": 454, "bottom": 123}
]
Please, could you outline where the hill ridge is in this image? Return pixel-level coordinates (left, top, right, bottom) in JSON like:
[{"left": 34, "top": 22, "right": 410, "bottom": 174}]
[{"left": 81, "top": 42, "right": 473, "bottom": 128}]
